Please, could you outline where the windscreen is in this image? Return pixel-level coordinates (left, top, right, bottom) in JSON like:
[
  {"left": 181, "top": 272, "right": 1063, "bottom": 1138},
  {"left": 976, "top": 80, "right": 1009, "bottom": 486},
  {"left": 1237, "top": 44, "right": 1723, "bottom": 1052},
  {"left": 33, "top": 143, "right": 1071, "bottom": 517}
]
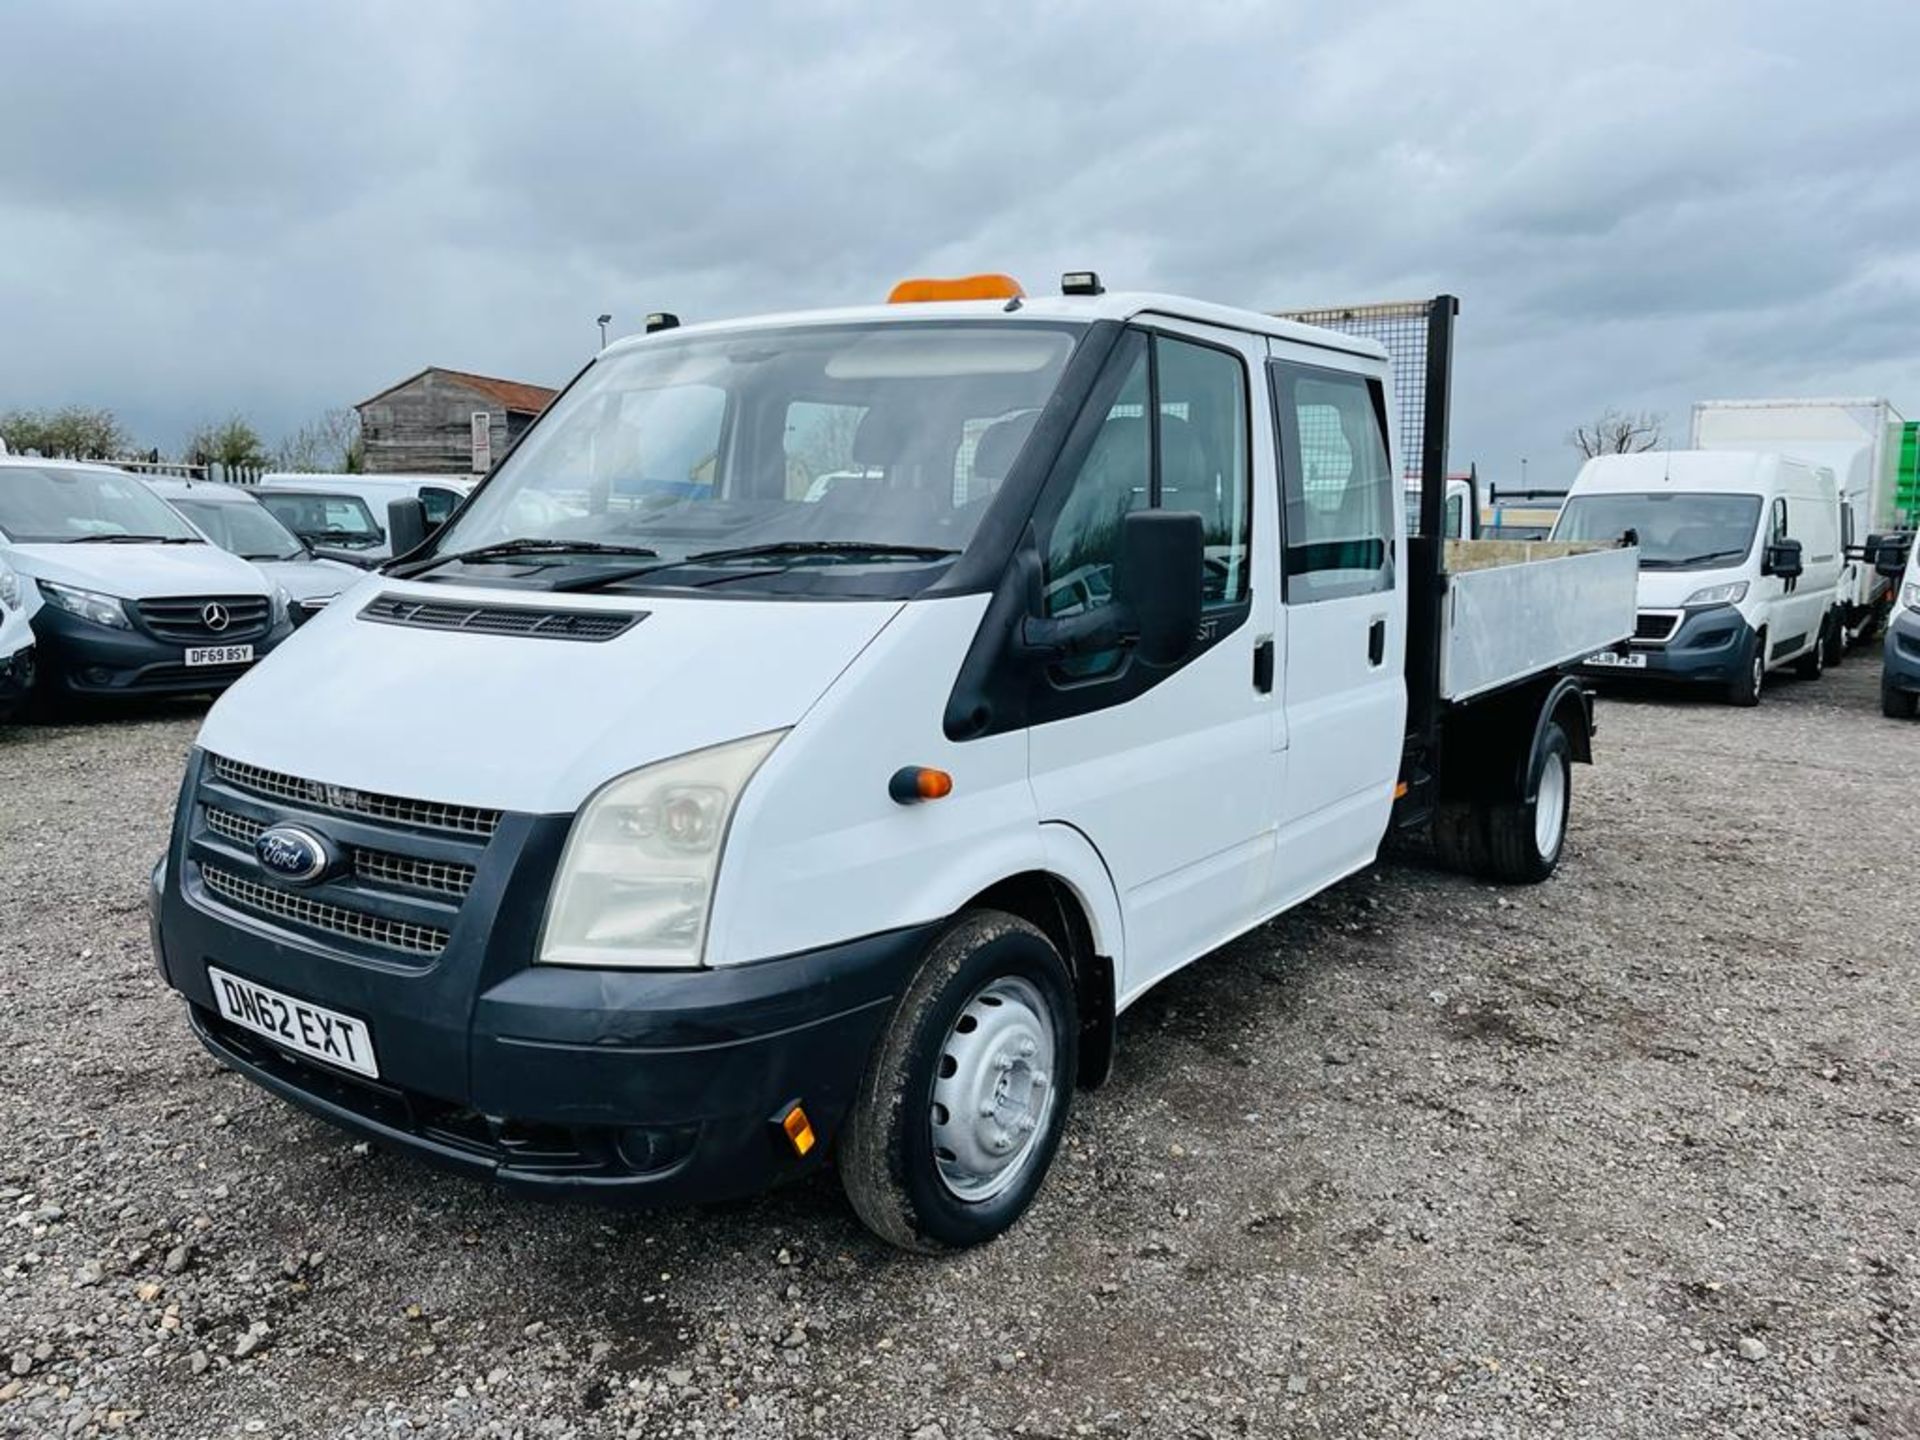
[
  {"left": 0, "top": 466, "right": 203, "bottom": 543},
  {"left": 436, "top": 321, "right": 1081, "bottom": 571},
  {"left": 173, "top": 497, "right": 304, "bottom": 560},
  {"left": 258, "top": 492, "right": 383, "bottom": 548},
  {"left": 1554, "top": 491, "right": 1762, "bottom": 569}
]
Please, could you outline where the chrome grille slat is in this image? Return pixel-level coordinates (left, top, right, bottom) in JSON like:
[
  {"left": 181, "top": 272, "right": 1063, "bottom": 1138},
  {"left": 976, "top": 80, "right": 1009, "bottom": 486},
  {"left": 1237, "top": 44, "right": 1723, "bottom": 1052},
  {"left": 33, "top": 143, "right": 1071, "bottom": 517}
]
[
  {"left": 208, "top": 754, "right": 501, "bottom": 838},
  {"left": 204, "top": 807, "right": 474, "bottom": 899},
  {"left": 201, "top": 865, "right": 449, "bottom": 957},
  {"left": 359, "top": 592, "right": 641, "bottom": 643}
]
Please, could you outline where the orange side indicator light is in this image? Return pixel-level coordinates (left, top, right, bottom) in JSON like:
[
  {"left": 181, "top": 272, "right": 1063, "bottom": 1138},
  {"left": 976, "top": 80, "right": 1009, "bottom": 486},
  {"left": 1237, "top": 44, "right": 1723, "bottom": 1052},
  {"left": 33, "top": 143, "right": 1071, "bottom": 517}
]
[
  {"left": 1394, "top": 781, "right": 1409, "bottom": 799},
  {"left": 887, "top": 273, "right": 1025, "bottom": 304},
  {"left": 890, "top": 766, "right": 954, "bottom": 804},
  {"left": 780, "top": 1103, "right": 816, "bottom": 1157}
]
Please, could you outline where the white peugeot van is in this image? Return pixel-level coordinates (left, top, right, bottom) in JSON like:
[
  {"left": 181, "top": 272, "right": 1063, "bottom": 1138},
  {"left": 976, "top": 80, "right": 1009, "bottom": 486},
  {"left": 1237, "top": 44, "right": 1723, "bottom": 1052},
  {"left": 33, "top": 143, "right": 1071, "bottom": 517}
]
[
  {"left": 0, "top": 457, "right": 292, "bottom": 710},
  {"left": 1554, "top": 451, "right": 1843, "bottom": 705},
  {"left": 1883, "top": 534, "right": 1920, "bottom": 718},
  {"left": 150, "top": 281, "right": 1634, "bottom": 1250}
]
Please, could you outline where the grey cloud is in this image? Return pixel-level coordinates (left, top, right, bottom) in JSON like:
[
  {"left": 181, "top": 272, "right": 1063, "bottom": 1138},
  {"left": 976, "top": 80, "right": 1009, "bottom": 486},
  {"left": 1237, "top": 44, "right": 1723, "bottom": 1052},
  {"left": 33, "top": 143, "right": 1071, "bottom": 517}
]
[{"left": 3, "top": 0, "right": 1919, "bottom": 485}]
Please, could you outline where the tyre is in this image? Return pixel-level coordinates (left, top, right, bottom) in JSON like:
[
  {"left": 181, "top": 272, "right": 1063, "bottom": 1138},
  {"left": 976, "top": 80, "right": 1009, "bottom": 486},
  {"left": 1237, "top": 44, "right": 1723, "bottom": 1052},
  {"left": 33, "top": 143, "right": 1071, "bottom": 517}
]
[
  {"left": 1430, "top": 800, "right": 1488, "bottom": 876},
  {"left": 840, "top": 909, "right": 1078, "bottom": 1252},
  {"left": 1726, "top": 630, "right": 1765, "bottom": 707},
  {"left": 1822, "top": 612, "right": 1845, "bottom": 668},
  {"left": 1481, "top": 720, "right": 1572, "bottom": 885},
  {"left": 1794, "top": 623, "right": 1826, "bottom": 680},
  {"left": 1885, "top": 678, "right": 1919, "bottom": 719}
]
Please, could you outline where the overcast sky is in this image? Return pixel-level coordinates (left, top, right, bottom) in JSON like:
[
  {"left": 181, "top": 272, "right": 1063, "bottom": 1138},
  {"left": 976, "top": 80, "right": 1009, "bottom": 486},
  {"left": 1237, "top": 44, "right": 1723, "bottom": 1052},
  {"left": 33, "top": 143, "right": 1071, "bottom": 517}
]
[{"left": 4, "top": 1, "right": 1918, "bottom": 486}]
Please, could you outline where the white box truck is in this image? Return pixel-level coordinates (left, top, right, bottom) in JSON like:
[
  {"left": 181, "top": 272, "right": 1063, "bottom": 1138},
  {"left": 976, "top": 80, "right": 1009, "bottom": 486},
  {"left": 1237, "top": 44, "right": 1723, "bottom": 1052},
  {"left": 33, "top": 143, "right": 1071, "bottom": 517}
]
[
  {"left": 149, "top": 282, "right": 1634, "bottom": 1250},
  {"left": 1690, "top": 398, "right": 1909, "bottom": 644}
]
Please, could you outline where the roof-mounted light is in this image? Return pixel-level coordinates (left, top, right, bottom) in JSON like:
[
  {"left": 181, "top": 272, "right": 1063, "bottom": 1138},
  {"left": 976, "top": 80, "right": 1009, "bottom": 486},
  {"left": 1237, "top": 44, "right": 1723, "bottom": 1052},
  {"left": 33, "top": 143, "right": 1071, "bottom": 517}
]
[
  {"left": 645, "top": 312, "right": 681, "bottom": 334},
  {"left": 1061, "top": 270, "right": 1105, "bottom": 296},
  {"left": 887, "top": 274, "right": 1025, "bottom": 304}
]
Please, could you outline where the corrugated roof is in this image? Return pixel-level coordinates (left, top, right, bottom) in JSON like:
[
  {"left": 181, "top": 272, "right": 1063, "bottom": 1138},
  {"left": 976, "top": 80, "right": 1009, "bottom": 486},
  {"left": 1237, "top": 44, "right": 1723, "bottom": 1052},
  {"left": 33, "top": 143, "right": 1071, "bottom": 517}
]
[{"left": 357, "top": 367, "right": 558, "bottom": 414}]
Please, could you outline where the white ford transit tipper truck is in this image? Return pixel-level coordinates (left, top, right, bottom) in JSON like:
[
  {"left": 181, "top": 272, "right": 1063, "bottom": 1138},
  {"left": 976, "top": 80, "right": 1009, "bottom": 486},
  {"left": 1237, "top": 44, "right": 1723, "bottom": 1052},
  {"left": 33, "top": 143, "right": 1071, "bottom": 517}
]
[
  {"left": 1555, "top": 451, "right": 1843, "bottom": 705},
  {"left": 151, "top": 282, "right": 1635, "bottom": 1250},
  {"left": 1690, "top": 398, "right": 1909, "bottom": 646}
]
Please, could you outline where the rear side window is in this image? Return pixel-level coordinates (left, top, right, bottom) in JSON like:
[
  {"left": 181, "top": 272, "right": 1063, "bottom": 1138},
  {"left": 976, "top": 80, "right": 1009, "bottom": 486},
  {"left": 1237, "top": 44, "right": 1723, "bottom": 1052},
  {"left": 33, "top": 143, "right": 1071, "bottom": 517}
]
[{"left": 1271, "top": 363, "right": 1395, "bottom": 602}]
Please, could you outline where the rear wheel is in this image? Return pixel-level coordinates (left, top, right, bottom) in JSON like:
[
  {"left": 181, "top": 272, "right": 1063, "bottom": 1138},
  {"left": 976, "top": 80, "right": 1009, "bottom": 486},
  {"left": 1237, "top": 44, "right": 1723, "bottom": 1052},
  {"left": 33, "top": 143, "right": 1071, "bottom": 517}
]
[
  {"left": 1885, "top": 678, "right": 1919, "bottom": 719},
  {"left": 1482, "top": 721, "right": 1572, "bottom": 884},
  {"left": 1726, "top": 630, "right": 1765, "bottom": 707},
  {"left": 1822, "top": 612, "right": 1846, "bottom": 668},
  {"left": 840, "top": 910, "right": 1078, "bottom": 1252}
]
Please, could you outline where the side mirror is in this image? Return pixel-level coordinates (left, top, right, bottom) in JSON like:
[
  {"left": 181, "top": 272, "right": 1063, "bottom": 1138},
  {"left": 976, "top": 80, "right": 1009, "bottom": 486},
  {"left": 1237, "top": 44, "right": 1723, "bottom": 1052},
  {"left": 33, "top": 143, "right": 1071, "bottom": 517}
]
[
  {"left": 1763, "top": 537, "right": 1803, "bottom": 580},
  {"left": 1116, "top": 509, "right": 1205, "bottom": 666},
  {"left": 386, "top": 497, "right": 430, "bottom": 559},
  {"left": 1874, "top": 535, "right": 1912, "bottom": 579},
  {"left": 1013, "top": 510, "right": 1206, "bottom": 668}
]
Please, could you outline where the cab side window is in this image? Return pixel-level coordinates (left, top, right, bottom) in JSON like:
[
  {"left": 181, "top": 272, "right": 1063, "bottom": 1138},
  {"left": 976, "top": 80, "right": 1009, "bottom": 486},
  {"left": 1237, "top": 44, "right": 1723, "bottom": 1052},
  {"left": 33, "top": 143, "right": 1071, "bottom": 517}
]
[
  {"left": 1272, "top": 363, "right": 1395, "bottom": 602},
  {"left": 420, "top": 488, "right": 461, "bottom": 526},
  {"left": 1042, "top": 330, "right": 1251, "bottom": 628}
]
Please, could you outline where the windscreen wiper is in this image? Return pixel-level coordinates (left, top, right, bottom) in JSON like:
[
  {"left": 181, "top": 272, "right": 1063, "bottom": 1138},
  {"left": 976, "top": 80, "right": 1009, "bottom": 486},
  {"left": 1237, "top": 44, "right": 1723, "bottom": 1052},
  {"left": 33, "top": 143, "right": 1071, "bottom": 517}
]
[
  {"left": 391, "top": 537, "right": 660, "bottom": 577},
  {"left": 551, "top": 539, "right": 960, "bottom": 593},
  {"left": 66, "top": 534, "right": 177, "bottom": 544},
  {"left": 1646, "top": 549, "right": 1744, "bottom": 569}
]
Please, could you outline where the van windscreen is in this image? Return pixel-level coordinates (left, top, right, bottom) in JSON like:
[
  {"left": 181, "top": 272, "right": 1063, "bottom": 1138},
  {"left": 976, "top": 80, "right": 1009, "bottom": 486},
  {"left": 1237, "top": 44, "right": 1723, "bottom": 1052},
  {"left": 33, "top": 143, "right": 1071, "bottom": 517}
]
[
  {"left": 1553, "top": 491, "right": 1762, "bottom": 570},
  {"left": 434, "top": 321, "right": 1083, "bottom": 589}
]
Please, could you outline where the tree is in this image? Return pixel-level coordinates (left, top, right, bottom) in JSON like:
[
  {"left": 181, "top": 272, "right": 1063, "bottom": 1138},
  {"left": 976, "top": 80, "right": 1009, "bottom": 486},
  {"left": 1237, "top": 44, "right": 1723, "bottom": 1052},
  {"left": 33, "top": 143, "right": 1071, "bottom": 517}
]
[
  {"left": 1569, "top": 408, "right": 1664, "bottom": 458},
  {"left": 274, "top": 408, "right": 364, "bottom": 473},
  {"left": 0, "top": 405, "right": 131, "bottom": 459},
  {"left": 184, "top": 416, "right": 269, "bottom": 471}
]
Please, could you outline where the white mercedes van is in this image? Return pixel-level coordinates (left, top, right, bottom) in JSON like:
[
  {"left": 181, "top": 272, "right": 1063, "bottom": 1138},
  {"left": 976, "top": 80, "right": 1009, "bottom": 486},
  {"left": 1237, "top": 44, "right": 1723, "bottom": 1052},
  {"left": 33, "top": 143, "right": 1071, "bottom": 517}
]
[
  {"left": 0, "top": 457, "right": 291, "bottom": 710},
  {"left": 1554, "top": 451, "right": 1843, "bottom": 705}
]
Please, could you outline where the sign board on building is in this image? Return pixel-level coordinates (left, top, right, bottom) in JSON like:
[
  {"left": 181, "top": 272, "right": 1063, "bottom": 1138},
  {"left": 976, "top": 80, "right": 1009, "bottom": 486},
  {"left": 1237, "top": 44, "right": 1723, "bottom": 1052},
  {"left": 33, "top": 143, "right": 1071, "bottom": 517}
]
[{"left": 470, "top": 411, "right": 492, "bottom": 474}]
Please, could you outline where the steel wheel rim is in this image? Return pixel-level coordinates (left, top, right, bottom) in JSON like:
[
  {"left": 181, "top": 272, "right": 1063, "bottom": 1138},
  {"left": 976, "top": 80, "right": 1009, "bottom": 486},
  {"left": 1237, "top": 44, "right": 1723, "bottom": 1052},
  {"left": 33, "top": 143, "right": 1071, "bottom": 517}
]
[
  {"left": 929, "top": 975, "right": 1057, "bottom": 1202},
  {"left": 1751, "top": 651, "right": 1764, "bottom": 696},
  {"left": 1534, "top": 753, "right": 1568, "bottom": 858}
]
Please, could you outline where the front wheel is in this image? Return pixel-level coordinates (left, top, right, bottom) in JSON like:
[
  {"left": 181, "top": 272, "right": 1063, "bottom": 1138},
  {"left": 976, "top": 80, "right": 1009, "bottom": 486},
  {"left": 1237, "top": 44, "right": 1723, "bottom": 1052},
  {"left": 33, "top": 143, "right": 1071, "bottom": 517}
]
[
  {"left": 1823, "top": 613, "right": 1846, "bottom": 668},
  {"left": 1885, "top": 678, "right": 1919, "bottom": 720},
  {"left": 840, "top": 910, "right": 1078, "bottom": 1252},
  {"left": 1726, "top": 630, "right": 1766, "bottom": 707},
  {"left": 1794, "top": 623, "right": 1827, "bottom": 680}
]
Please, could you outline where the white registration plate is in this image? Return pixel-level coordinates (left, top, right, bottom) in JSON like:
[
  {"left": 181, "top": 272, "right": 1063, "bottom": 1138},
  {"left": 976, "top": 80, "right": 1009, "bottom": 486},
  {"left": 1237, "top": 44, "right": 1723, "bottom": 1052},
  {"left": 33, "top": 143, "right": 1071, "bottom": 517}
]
[
  {"left": 1584, "top": 649, "right": 1648, "bottom": 669},
  {"left": 186, "top": 644, "right": 254, "bottom": 668},
  {"left": 208, "top": 967, "right": 379, "bottom": 1078}
]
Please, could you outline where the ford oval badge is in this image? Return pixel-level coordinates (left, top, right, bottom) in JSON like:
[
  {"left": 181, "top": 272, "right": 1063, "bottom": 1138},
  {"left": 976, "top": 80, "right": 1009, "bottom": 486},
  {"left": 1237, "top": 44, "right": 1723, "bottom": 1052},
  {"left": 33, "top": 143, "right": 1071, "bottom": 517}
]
[{"left": 254, "top": 825, "right": 334, "bottom": 885}]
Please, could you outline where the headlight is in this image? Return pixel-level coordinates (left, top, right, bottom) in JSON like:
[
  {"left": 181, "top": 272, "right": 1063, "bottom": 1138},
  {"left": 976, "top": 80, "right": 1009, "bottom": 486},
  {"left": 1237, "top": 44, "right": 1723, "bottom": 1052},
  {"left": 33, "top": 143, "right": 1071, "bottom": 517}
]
[
  {"left": 0, "top": 562, "right": 19, "bottom": 612},
  {"left": 538, "top": 731, "right": 785, "bottom": 969},
  {"left": 1904, "top": 582, "right": 1920, "bottom": 611},
  {"left": 1684, "top": 581, "right": 1748, "bottom": 606},
  {"left": 39, "top": 580, "right": 131, "bottom": 629}
]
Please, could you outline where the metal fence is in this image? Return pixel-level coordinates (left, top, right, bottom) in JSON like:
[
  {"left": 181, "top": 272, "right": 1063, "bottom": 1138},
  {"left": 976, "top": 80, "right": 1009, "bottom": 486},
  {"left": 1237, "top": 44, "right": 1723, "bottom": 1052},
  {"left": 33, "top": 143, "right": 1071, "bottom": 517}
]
[{"left": 1272, "top": 300, "right": 1436, "bottom": 480}]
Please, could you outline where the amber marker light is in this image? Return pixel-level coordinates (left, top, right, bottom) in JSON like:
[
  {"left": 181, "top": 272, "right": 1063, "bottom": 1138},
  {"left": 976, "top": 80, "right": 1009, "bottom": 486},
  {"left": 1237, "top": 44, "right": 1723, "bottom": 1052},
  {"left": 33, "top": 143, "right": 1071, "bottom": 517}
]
[
  {"left": 886, "top": 273, "right": 1025, "bottom": 303},
  {"left": 889, "top": 766, "right": 954, "bottom": 804},
  {"left": 779, "top": 1103, "right": 816, "bottom": 1157}
]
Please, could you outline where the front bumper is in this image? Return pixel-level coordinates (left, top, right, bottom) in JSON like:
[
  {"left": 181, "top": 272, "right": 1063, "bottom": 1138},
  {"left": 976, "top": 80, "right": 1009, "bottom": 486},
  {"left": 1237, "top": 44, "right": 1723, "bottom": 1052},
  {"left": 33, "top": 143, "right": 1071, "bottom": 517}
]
[
  {"left": 1884, "top": 610, "right": 1920, "bottom": 695},
  {"left": 32, "top": 604, "right": 290, "bottom": 698},
  {"left": 152, "top": 751, "right": 931, "bottom": 1205},
  {"left": 1579, "top": 605, "right": 1753, "bottom": 686}
]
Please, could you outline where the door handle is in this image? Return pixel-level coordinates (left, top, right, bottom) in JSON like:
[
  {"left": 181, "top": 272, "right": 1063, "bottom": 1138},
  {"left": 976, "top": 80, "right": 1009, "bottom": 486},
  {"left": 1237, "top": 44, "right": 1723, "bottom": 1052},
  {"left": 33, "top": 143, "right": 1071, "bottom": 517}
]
[
  {"left": 1252, "top": 635, "right": 1274, "bottom": 693},
  {"left": 1368, "top": 617, "right": 1386, "bottom": 667}
]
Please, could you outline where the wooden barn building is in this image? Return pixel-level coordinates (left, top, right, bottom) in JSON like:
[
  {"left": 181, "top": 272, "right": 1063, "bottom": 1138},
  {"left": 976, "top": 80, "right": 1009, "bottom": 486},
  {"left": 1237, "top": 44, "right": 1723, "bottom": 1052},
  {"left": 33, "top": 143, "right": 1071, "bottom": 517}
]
[{"left": 356, "top": 367, "right": 558, "bottom": 476}]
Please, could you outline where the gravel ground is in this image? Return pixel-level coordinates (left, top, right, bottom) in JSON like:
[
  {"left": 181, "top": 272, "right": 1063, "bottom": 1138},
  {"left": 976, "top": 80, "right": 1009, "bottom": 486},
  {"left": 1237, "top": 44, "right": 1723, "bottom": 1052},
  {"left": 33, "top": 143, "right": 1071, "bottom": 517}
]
[{"left": 1, "top": 658, "right": 1917, "bottom": 1439}]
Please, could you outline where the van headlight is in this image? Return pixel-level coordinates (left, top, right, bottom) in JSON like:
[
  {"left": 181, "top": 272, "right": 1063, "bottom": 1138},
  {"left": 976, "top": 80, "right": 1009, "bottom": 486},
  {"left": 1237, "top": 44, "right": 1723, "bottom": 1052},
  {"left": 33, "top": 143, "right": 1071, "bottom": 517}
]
[
  {"left": 538, "top": 731, "right": 785, "bottom": 969},
  {"left": 39, "top": 580, "right": 132, "bottom": 629},
  {"left": 1683, "top": 581, "right": 1748, "bottom": 606}
]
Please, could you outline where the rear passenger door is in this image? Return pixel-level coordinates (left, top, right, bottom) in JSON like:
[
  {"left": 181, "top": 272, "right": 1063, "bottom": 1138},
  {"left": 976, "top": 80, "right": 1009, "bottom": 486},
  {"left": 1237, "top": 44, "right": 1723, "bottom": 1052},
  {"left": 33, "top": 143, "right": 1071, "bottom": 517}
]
[{"left": 1267, "top": 352, "right": 1407, "bottom": 896}]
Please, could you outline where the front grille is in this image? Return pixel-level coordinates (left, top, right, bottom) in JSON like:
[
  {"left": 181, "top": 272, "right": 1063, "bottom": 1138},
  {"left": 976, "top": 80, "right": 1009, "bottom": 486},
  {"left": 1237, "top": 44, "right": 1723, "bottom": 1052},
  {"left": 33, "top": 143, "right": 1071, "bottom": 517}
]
[
  {"left": 136, "top": 595, "right": 271, "bottom": 641},
  {"left": 208, "top": 754, "right": 501, "bottom": 838},
  {"left": 359, "top": 593, "right": 642, "bottom": 643},
  {"left": 1633, "top": 611, "right": 1681, "bottom": 644},
  {"left": 204, "top": 807, "right": 474, "bottom": 898},
  {"left": 201, "top": 865, "right": 450, "bottom": 957}
]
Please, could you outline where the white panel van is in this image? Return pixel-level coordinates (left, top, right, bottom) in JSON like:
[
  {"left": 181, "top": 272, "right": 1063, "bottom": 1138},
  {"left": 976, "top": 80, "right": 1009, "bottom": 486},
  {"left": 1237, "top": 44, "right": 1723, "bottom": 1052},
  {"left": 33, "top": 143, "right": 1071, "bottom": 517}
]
[{"left": 1554, "top": 451, "right": 1843, "bottom": 705}]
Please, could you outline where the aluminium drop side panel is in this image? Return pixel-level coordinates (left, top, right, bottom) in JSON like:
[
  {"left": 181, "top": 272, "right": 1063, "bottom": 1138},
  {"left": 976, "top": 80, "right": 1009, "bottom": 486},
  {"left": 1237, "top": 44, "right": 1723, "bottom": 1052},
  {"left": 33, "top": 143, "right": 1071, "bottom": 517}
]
[{"left": 1439, "top": 545, "right": 1638, "bottom": 702}]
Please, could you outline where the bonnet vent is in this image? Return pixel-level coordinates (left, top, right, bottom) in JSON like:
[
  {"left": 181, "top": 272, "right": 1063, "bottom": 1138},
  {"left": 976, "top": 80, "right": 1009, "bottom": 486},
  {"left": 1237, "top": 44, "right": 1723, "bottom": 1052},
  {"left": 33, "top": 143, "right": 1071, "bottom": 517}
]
[{"left": 358, "top": 593, "right": 643, "bottom": 642}]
